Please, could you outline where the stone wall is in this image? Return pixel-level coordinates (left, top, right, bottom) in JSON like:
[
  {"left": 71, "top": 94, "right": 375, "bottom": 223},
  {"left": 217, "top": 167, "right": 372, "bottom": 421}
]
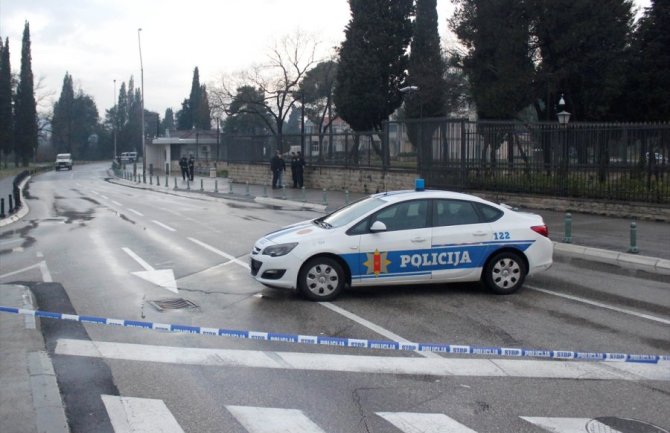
[{"left": 223, "top": 162, "right": 670, "bottom": 222}]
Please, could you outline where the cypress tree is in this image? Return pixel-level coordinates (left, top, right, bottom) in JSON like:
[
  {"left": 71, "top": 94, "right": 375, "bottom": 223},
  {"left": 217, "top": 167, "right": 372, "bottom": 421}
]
[
  {"left": 334, "top": 0, "right": 414, "bottom": 132},
  {"left": 51, "top": 73, "right": 75, "bottom": 154},
  {"left": 15, "top": 21, "right": 38, "bottom": 166},
  {"left": 0, "top": 38, "right": 14, "bottom": 168}
]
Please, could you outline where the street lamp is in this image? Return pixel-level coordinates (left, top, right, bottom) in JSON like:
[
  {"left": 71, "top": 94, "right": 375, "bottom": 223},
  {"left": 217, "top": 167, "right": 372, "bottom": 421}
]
[
  {"left": 113, "top": 79, "right": 117, "bottom": 162},
  {"left": 138, "top": 28, "right": 146, "bottom": 177},
  {"left": 557, "top": 94, "right": 571, "bottom": 125}
]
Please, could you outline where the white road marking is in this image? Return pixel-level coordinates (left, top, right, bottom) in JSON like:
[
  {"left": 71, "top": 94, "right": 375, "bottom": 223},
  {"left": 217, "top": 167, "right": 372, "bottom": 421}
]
[
  {"left": 111, "top": 200, "right": 122, "bottom": 206},
  {"left": 226, "top": 406, "right": 327, "bottom": 433},
  {"left": 101, "top": 195, "right": 109, "bottom": 200},
  {"left": 521, "top": 417, "right": 623, "bottom": 432},
  {"left": 0, "top": 238, "right": 22, "bottom": 246},
  {"left": 128, "top": 208, "right": 144, "bottom": 216},
  {"left": 320, "top": 302, "right": 441, "bottom": 359},
  {"left": 528, "top": 286, "right": 670, "bottom": 325},
  {"left": 55, "top": 339, "right": 670, "bottom": 381},
  {"left": 122, "top": 247, "right": 178, "bottom": 292},
  {"left": 151, "top": 220, "right": 176, "bottom": 232},
  {"left": 187, "top": 237, "right": 250, "bottom": 269},
  {"left": 39, "top": 261, "right": 53, "bottom": 283},
  {"left": 101, "top": 394, "right": 185, "bottom": 433},
  {"left": 122, "top": 247, "right": 154, "bottom": 271},
  {"left": 0, "top": 262, "right": 42, "bottom": 280},
  {"left": 377, "top": 411, "right": 478, "bottom": 433}
]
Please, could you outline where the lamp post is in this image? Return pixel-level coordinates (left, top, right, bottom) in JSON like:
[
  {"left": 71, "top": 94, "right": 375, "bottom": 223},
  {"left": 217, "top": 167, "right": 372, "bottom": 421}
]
[
  {"left": 113, "top": 79, "right": 117, "bottom": 162},
  {"left": 399, "top": 85, "right": 422, "bottom": 171},
  {"left": 138, "top": 28, "right": 146, "bottom": 177},
  {"left": 557, "top": 94, "right": 571, "bottom": 186}
]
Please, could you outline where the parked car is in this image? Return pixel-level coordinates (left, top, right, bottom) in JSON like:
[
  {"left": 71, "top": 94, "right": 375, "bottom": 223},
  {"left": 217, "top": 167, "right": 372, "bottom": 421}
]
[
  {"left": 119, "top": 152, "right": 138, "bottom": 163},
  {"left": 54, "top": 153, "right": 73, "bottom": 171},
  {"left": 250, "top": 181, "right": 553, "bottom": 301}
]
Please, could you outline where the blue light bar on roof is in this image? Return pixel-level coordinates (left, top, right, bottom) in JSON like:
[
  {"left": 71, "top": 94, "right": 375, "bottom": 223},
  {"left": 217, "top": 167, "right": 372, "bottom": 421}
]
[{"left": 415, "top": 178, "right": 425, "bottom": 191}]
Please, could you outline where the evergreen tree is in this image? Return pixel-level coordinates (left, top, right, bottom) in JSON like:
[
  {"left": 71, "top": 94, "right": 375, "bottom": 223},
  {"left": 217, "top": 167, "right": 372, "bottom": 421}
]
[
  {"left": 334, "top": 0, "right": 414, "bottom": 133},
  {"left": 196, "top": 84, "right": 211, "bottom": 129},
  {"left": 183, "top": 66, "right": 201, "bottom": 130},
  {"left": 161, "top": 108, "right": 175, "bottom": 133},
  {"left": 531, "top": 0, "right": 633, "bottom": 121},
  {"left": 14, "top": 21, "right": 38, "bottom": 166},
  {"left": 406, "top": 0, "right": 447, "bottom": 120},
  {"left": 621, "top": 0, "right": 670, "bottom": 121},
  {"left": 51, "top": 73, "right": 75, "bottom": 153},
  {"left": 0, "top": 38, "right": 14, "bottom": 168},
  {"left": 177, "top": 99, "right": 191, "bottom": 130},
  {"left": 223, "top": 86, "right": 272, "bottom": 134},
  {"left": 451, "top": 0, "right": 535, "bottom": 120}
]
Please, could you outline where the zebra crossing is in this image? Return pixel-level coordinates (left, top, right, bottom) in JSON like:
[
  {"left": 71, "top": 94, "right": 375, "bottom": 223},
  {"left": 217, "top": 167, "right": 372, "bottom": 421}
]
[{"left": 100, "top": 395, "right": 648, "bottom": 433}]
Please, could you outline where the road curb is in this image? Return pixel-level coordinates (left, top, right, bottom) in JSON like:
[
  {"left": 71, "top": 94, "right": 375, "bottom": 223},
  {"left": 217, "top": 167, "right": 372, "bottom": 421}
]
[
  {"left": 254, "top": 196, "right": 327, "bottom": 212},
  {"left": 553, "top": 242, "right": 670, "bottom": 275},
  {"left": 0, "top": 176, "right": 31, "bottom": 227}
]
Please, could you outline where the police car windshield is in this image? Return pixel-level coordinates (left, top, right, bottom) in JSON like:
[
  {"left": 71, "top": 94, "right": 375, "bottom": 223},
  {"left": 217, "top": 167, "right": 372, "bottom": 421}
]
[{"left": 321, "top": 197, "right": 387, "bottom": 228}]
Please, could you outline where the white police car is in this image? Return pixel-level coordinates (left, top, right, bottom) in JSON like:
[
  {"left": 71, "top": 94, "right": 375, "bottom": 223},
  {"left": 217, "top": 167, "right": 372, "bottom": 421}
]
[{"left": 250, "top": 181, "right": 553, "bottom": 301}]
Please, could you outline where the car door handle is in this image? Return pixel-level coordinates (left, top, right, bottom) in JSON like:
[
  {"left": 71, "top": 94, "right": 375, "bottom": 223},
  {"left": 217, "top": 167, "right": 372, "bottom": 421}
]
[
  {"left": 411, "top": 237, "right": 427, "bottom": 243},
  {"left": 472, "top": 231, "right": 488, "bottom": 237}
]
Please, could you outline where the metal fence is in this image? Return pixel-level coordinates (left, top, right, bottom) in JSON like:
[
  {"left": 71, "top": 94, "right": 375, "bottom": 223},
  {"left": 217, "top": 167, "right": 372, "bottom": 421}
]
[{"left": 219, "top": 120, "right": 670, "bottom": 204}]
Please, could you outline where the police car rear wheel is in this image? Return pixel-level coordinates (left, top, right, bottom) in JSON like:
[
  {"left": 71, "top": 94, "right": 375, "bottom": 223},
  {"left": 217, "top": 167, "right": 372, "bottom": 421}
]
[
  {"left": 298, "top": 257, "right": 344, "bottom": 301},
  {"left": 483, "top": 251, "right": 526, "bottom": 294}
]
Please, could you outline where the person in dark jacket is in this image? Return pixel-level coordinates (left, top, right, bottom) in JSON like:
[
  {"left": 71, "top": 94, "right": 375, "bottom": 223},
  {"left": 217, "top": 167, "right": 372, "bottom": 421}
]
[
  {"left": 187, "top": 155, "right": 195, "bottom": 181},
  {"left": 179, "top": 156, "right": 188, "bottom": 181},
  {"left": 296, "top": 151, "right": 305, "bottom": 188},
  {"left": 270, "top": 150, "right": 284, "bottom": 189}
]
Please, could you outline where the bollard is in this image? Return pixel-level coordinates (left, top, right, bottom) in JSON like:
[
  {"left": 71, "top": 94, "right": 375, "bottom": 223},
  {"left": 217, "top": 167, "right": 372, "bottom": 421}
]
[
  {"left": 245, "top": 181, "right": 250, "bottom": 196},
  {"left": 200, "top": 179, "right": 204, "bottom": 191},
  {"left": 149, "top": 175, "right": 153, "bottom": 185},
  {"left": 322, "top": 188, "right": 328, "bottom": 206},
  {"left": 628, "top": 221, "right": 639, "bottom": 254},
  {"left": 187, "top": 180, "right": 191, "bottom": 190},
  {"left": 263, "top": 185, "right": 267, "bottom": 197},
  {"left": 156, "top": 175, "right": 160, "bottom": 186},
  {"left": 345, "top": 190, "right": 350, "bottom": 205},
  {"left": 214, "top": 180, "right": 218, "bottom": 193},
  {"left": 281, "top": 185, "right": 287, "bottom": 200},
  {"left": 165, "top": 175, "right": 168, "bottom": 187},
  {"left": 301, "top": 186, "right": 306, "bottom": 202},
  {"left": 143, "top": 173, "right": 146, "bottom": 184},
  {"left": 8, "top": 194, "right": 14, "bottom": 214},
  {"left": 0, "top": 198, "right": 5, "bottom": 218},
  {"left": 229, "top": 182, "right": 233, "bottom": 194},
  {"left": 562, "top": 213, "right": 572, "bottom": 243},
  {"left": 174, "top": 177, "right": 178, "bottom": 189}
]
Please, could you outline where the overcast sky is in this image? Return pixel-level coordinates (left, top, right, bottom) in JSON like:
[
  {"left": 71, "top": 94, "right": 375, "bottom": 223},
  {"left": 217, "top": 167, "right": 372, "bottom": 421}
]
[{"left": 0, "top": 0, "right": 651, "bottom": 119}]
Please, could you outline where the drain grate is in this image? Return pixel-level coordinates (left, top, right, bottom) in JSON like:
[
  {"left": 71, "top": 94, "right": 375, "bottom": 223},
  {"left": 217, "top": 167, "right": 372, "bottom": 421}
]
[{"left": 148, "top": 298, "right": 199, "bottom": 312}]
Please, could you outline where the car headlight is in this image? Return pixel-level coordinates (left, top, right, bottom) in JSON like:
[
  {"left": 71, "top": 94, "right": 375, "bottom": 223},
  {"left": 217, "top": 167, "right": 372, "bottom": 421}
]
[{"left": 262, "top": 242, "right": 298, "bottom": 257}]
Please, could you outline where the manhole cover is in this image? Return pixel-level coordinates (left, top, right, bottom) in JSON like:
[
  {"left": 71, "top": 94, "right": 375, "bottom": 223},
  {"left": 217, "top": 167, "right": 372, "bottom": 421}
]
[
  {"left": 587, "top": 417, "right": 669, "bottom": 433},
  {"left": 148, "top": 298, "right": 199, "bottom": 312}
]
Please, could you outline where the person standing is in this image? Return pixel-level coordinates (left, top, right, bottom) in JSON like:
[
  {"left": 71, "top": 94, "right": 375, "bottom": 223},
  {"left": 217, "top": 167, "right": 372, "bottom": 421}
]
[
  {"left": 179, "top": 156, "right": 188, "bottom": 181},
  {"left": 290, "top": 152, "right": 298, "bottom": 188},
  {"left": 296, "top": 151, "right": 306, "bottom": 188},
  {"left": 187, "top": 155, "right": 195, "bottom": 181},
  {"left": 270, "top": 150, "right": 282, "bottom": 189}
]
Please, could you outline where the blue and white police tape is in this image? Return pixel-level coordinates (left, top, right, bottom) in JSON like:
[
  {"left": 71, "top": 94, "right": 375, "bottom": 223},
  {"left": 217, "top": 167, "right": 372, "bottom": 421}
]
[{"left": 1, "top": 305, "right": 668, "bottom": 364}]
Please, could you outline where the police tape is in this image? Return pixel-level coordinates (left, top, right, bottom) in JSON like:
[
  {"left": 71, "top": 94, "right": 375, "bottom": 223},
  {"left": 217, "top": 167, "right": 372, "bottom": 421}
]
[{"left": 2, "top": 305, "right": 668, "bottom": 364}]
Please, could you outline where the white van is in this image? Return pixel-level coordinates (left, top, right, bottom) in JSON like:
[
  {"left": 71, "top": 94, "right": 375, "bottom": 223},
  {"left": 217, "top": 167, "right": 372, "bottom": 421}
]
[{"left": 120, "top": 152, "right": 138, "bottom": 163}]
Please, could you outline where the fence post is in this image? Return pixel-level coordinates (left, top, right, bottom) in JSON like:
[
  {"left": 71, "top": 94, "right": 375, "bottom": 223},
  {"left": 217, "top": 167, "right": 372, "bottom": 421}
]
[
  {"left": 563, "top": 213, "right": 572, "bottom": 243},
  {"left": 628, "top": 221, "right": 639, "bottom": 254}
]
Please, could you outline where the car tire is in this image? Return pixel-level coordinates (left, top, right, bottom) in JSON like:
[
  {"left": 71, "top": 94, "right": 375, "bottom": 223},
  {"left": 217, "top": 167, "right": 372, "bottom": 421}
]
[
  {"left": 298, "top": 257, "right": 345, "bottom": 301},
  {"left": 482, "top": 251, "right": 526, "bottom": 295}
]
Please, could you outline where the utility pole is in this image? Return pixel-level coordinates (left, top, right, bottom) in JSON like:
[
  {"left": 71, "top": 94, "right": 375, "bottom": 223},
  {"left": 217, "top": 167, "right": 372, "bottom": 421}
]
[{"left": 138, "top": 28, "right": 146, "bottom": 176}]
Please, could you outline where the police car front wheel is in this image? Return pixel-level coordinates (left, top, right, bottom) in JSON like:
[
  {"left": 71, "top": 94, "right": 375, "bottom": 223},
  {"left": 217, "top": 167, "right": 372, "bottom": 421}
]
[
  {"left": 482, "top": 251, "right": 527, "bottom": 295},
  {"left": 298, "top": 257, "right": 344, "bottom": 301}
]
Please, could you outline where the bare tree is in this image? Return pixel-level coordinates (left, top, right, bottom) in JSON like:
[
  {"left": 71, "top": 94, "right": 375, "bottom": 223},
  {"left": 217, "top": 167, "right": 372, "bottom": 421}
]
[{"left": 210, "top": 31, "right": 320, "bottom": 152}]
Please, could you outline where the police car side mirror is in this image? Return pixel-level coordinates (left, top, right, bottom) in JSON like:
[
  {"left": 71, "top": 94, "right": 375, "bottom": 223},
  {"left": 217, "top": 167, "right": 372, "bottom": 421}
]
[{"left": 370, "top": 221, "right": 387, "bottom": 232}]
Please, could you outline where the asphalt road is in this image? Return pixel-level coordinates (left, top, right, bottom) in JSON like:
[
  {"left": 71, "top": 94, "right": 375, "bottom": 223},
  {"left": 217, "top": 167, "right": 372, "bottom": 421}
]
[{"left": 1, "top": 163, "right": 668, "bottom": 433}]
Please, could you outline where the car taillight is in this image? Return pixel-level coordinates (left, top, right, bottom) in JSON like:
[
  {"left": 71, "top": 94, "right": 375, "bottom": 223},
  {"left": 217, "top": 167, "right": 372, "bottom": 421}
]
[{"left": 531, "top": 225, "right": 549, "bottom": 237}]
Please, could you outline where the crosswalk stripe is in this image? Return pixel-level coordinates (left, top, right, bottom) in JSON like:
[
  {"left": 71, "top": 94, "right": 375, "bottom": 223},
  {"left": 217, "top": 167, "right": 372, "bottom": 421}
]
[
  {"left": 55, "top": 339, "right": 670, "bottom": 381},
  {"left": 377, "top": 412, "right": 478, "bottom": 432},
  {"left": 101, "top": 394, "right": 185, "bottom": 433},
  {"left": 521, "top": 417, "right": 623, "bottom": 433},
  {"left": 226, "top": 406, "right": 327, "bottom": 433}
]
